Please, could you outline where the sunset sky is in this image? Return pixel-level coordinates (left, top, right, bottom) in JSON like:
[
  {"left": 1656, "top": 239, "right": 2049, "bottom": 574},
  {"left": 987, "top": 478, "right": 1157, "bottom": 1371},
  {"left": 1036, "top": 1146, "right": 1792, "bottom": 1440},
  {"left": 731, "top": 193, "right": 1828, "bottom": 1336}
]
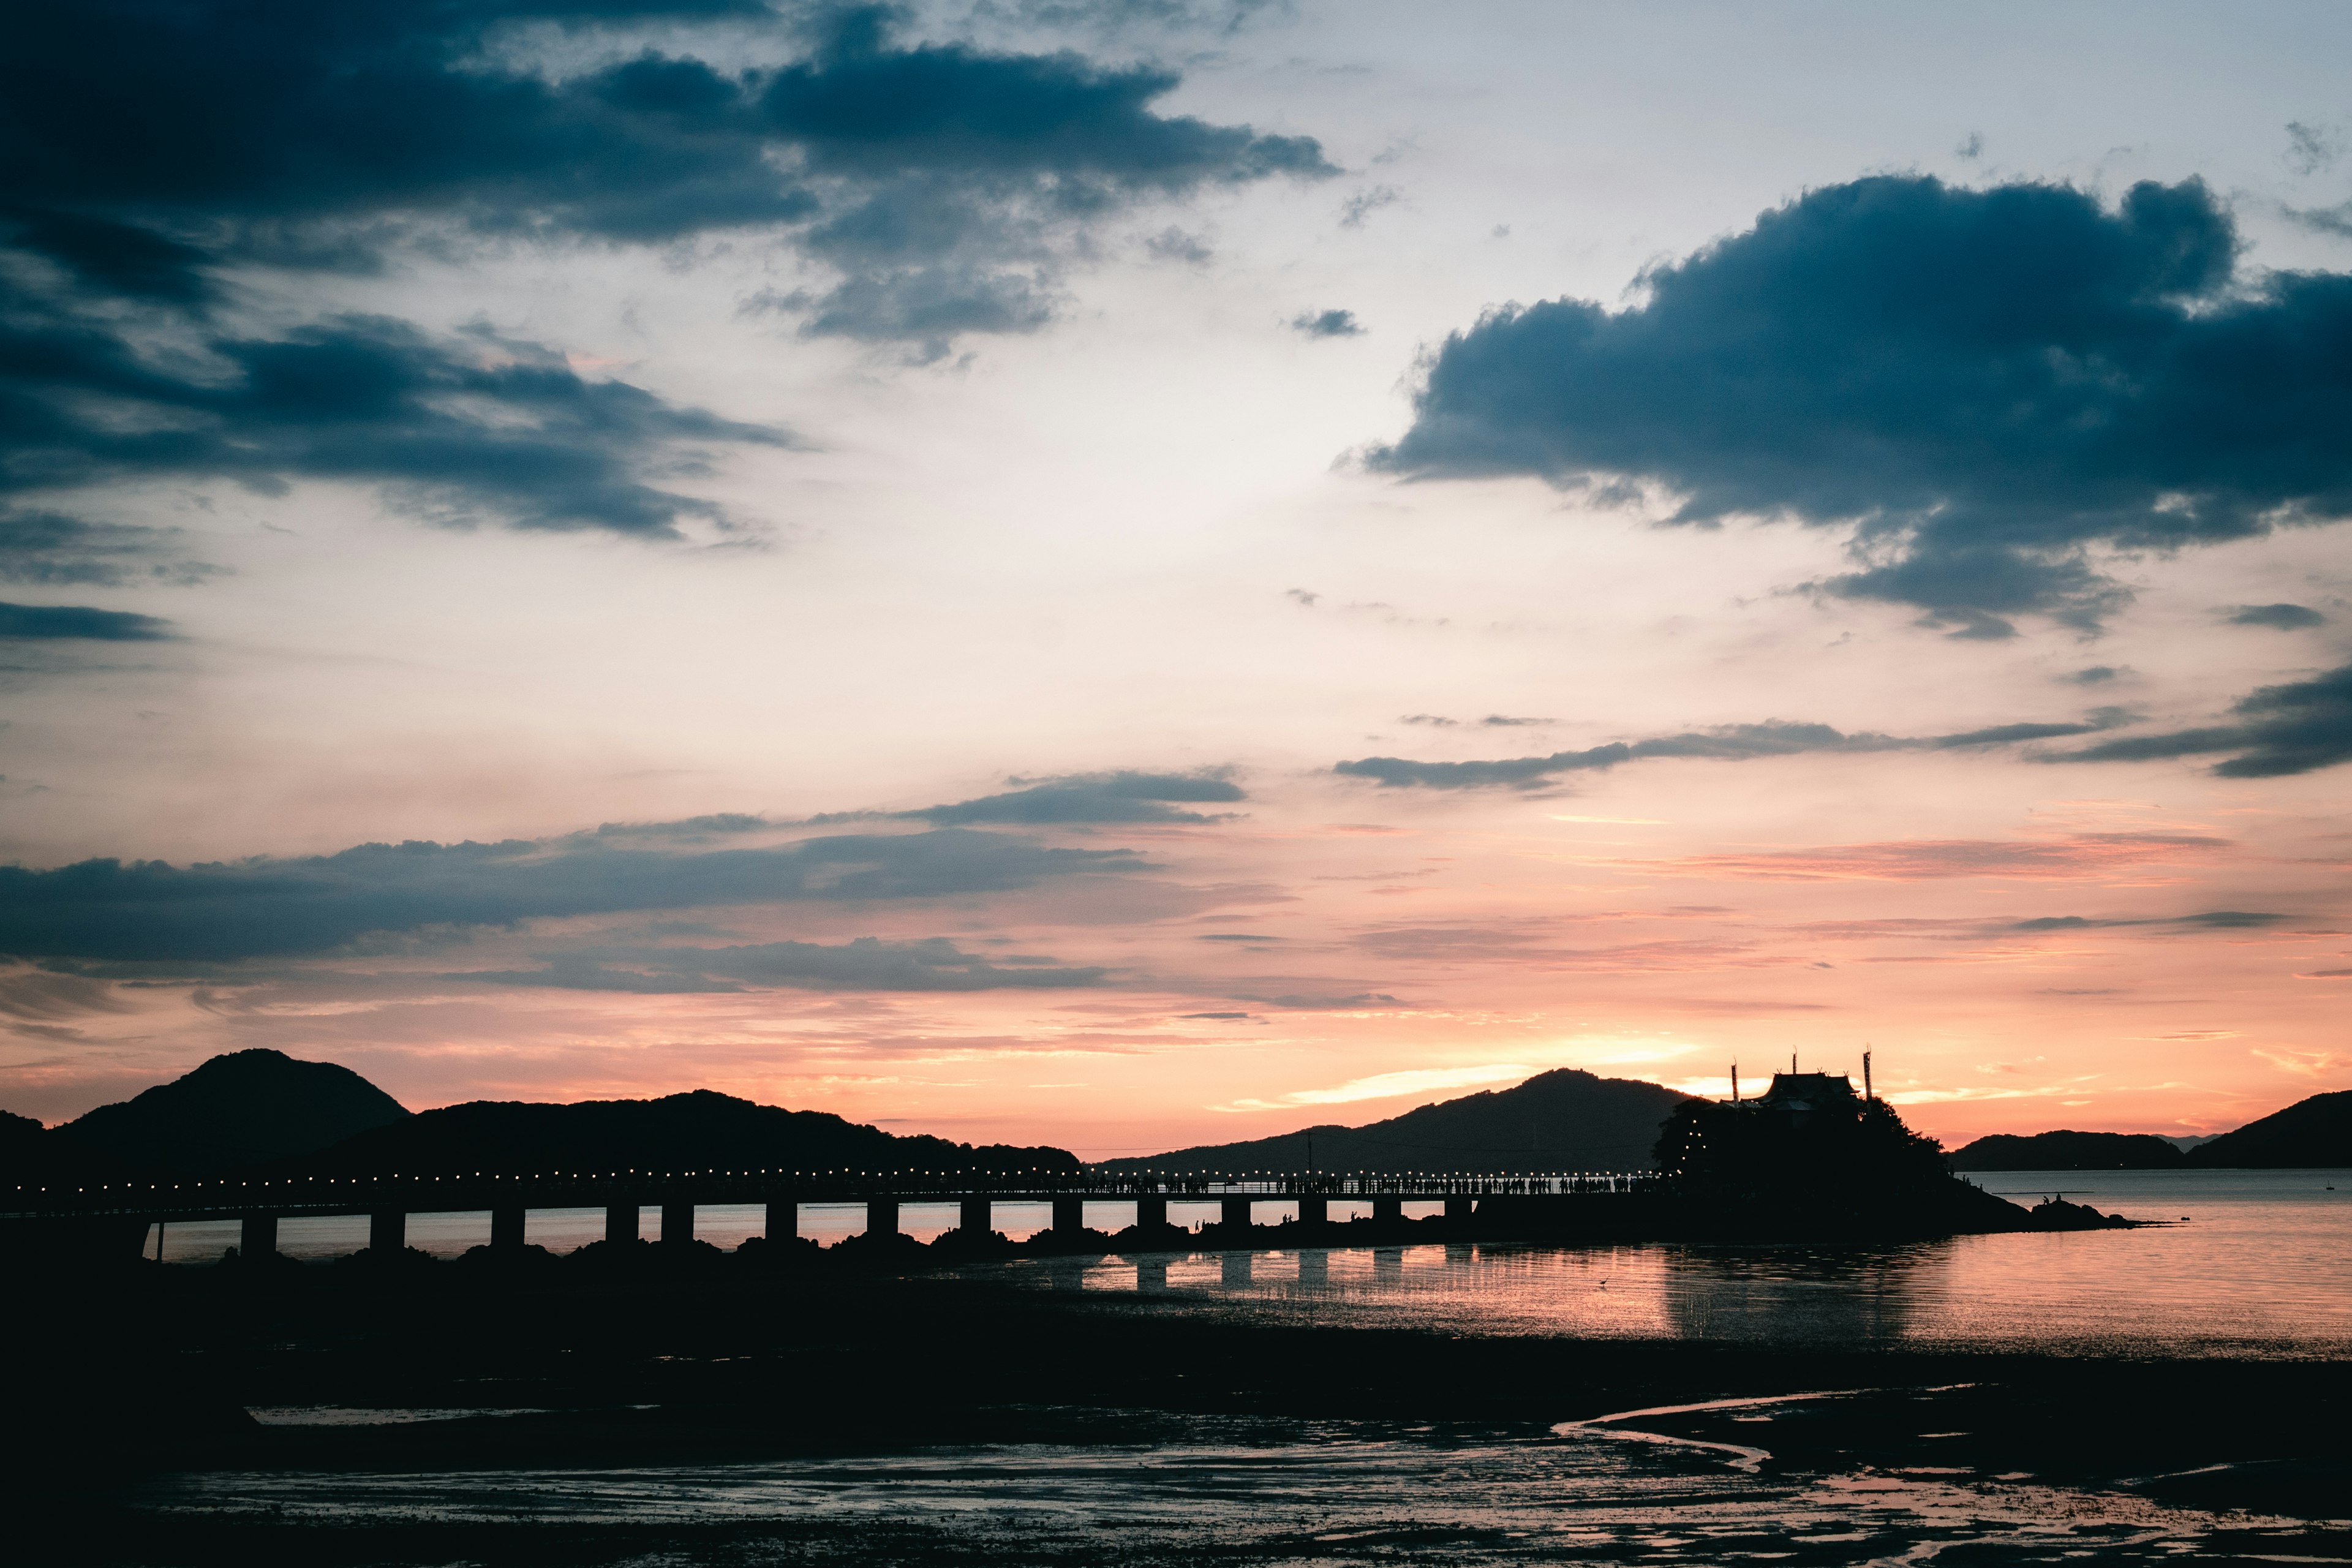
[{"left": 2, "top": 1, "right": 2347, "bottom": 1156}]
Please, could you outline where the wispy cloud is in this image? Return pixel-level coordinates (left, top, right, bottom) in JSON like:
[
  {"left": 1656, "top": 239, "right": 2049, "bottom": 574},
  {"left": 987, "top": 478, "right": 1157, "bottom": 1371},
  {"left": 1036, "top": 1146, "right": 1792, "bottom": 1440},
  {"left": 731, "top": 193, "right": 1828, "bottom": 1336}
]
[{"left": 1607, "top": 832, "right": 2230, "bottom": 883}]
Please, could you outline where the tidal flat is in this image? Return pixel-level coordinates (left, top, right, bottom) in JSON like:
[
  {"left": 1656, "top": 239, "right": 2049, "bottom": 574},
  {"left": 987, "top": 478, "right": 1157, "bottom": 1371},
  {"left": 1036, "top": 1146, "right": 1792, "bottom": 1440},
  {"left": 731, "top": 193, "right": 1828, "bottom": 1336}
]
[{"left": 9, "top": 1169, "right": 2348, "bottom": 1566}]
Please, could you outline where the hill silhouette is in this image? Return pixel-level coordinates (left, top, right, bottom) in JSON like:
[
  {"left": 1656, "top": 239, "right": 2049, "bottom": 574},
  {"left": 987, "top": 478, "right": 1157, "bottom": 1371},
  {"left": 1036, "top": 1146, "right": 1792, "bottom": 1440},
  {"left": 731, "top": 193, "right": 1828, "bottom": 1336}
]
[
  {"left": 1102, "top": 1068, "right": 1687, "bottom": 1173},
  {"left": 2187, "top": 1090, "right": 2352, "bottom": 1168},
  {"left": 290, "top": 1088, "right": 1081, "bottom": 1177},
  {"left": 53, "top": 1049, "right": 410, "bottom": 1177},
  {"left": 1949, "top": 1130, "right": 2188, "bottom": 1170}
]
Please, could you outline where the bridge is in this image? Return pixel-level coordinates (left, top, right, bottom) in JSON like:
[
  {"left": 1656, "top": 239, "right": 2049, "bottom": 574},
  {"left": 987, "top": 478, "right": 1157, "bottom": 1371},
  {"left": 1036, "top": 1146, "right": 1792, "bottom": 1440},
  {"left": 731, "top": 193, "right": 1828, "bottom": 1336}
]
[{"left": 3, "top": 1167, "right": 1654, "bottom": 1257}]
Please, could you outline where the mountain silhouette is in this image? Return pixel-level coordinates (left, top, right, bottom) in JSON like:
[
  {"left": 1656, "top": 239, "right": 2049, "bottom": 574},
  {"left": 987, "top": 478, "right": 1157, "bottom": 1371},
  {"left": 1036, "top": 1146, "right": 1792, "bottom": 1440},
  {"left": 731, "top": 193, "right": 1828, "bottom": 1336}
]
[
  {"left": 2186, "top": 1090, "right": 2352, "bottom": 1169},
  {"left": 51, "top": 1048, "right": 410, "bottom": 1177},
  {"left": 1949, "top": 1130, "right": 2188, "bottom": 1170},
  {"left": 1101, "top": 1068, "right": 1688, "bottom": 1173},
  {"left": 290, "top": 1088, "right": 1081, "bottom": 1177}
]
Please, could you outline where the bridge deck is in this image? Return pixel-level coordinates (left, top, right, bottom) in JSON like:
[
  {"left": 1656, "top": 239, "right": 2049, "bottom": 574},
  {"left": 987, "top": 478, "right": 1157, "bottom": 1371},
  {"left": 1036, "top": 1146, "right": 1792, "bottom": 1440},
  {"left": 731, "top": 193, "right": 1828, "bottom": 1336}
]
[{"left": 4, "top": 1169, "right": 1652, "bottom": 1224}]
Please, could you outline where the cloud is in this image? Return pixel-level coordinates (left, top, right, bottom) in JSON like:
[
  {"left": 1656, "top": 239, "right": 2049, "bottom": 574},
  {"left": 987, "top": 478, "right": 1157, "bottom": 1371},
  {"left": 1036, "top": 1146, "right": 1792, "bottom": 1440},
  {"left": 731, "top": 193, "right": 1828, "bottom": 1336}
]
[
  {"left": 1370, "top": 175, "right": 2352, "bottom": 635},
  {"left": 890, "top": 769, "right": 1246, "bottom": 824},
  {"left": 2, "top": 4, "right": 1327, "bottom": 317},
  {"left": 1291, "top": 308, "right": 1363, "bottom": 337},
  {"left": 2227, "top": 602, "right": 2326, "bottom": 630},
  {"left": 2005, "top": 910, "right": 2286, "bottom": 932},
  {"left": 0, "top": 5, "right": 1333, "bottom": 545},
  {"left": 1339, "top": 185, "right": 1401, "bottom": 227},
  {"left": 0, "top": 963, "right": 131, "bottom": 1020},
  {"left": 457, "top": 935, "right": 1106, "bottom": 993},
  {"left": 0, "top": 827, "right": 1148, "bottom": 963},
  {"left": 1335, "top": 710, "right": 2128, "bottom": 789},
  {"left": 0, "top": 601, "right": 173, "bottom": 641},
  {"left": 1617, "top": 831, "right": 2229, "bottom": 882},
  {"left": 2286, "top": 120, "right": 2344, "bottom": 177},
  {"left": 0, "top": 291, "right": 790, "bottom": 541},
  {"left": 2066, "top": 666, "right": 2126, "bottom": 685},
  {"left": 1144, "top": 226, "right": 1214, "bottom": 265},
  {"left": 2052, "top": 660, "right": 2352, "bottom": 777},
  {"left": 0, "top": 511, "right": 219, "bottom": 589}
]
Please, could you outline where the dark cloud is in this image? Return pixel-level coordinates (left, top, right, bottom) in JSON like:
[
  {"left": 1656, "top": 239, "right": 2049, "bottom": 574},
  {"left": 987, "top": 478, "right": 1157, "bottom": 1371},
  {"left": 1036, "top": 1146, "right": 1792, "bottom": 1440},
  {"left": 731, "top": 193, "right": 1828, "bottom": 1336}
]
[
  {"left": 0, "top": 511, "right": 219, "bottom": 589},
  {"left": 0, "top": 3, "right": 1324, "bottom": 345},
  {"left": 0, "top": 828, "right": 1147, "bottom": 963},
  {"left": 1336, "top": 711, "right": 2131, "bottom": 790},
  {"left": 2052, "top": 660, "right": 2352, "bottom": 777},
  {"left": 459, "top": 935, "right": 1105, "bottom": 993},
  {"left": 892, "top": 769, "right": 1245, "bottom": 825},
  {"left": 0, "top": 303, "right": 790, "bottom": 541},
  {"left": 2007, "top": 910, "right": 2286, "bottom": 932},
  {"left": 0, "top": 601, "right": 173, "bottom": 641},
  {"left": 2228, "top": 602, "right": 2327, "bottom": 630},
  {"left": 0, "top": 3, "right": 1331, "bottom": 549},
  {"left": 2065, "top": 666, "right": 2126, "bottom": 685},
  {"left": 1291, "top": 308, "right": 1363, "bottom": 337},
  {"left": 1371, "top": 175, "right": 2352, "bottom": 635}
]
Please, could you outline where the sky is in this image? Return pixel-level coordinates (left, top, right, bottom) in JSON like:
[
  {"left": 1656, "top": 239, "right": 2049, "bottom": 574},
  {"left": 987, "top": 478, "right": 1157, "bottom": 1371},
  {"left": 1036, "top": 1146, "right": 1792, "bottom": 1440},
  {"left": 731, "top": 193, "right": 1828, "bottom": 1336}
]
[{"left": 2, "top": 0, "right": 2348, "bottom": 1158}]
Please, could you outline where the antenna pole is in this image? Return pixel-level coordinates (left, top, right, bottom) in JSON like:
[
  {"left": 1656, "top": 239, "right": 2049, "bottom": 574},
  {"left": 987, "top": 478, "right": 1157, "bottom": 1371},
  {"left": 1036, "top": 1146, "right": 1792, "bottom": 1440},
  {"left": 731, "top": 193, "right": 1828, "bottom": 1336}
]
[
  {"left": 1732, "top": 1063, "right": 1739, "bottom": 1102},
  {"left": 1864, "top": 1049, "right": 1872, "bottom": 1101}
]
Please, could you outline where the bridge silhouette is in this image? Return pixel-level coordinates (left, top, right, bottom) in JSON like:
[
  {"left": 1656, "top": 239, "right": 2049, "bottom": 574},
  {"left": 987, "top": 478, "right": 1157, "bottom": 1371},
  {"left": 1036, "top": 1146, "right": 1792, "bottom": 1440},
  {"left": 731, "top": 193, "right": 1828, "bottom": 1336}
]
[{"left": 4, "top": 1167, "right": 1654, "bottom": 1256}]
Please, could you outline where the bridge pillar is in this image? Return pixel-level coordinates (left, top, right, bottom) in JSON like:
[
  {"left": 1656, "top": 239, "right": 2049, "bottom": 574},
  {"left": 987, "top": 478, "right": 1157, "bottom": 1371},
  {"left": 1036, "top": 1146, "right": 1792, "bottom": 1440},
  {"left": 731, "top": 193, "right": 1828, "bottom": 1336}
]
[
  {"left": 1444, "top": 1196, "right": 1475, "bottom": 1224},
  {"left": 1134, "top": 1196, "right": 1168, "bottom": 1230},
  {"left": 866, "top": 1197, "right": 900, "bottom": 1238},
  {"left": 960, "top": 1196, "right": 992, "bottom": 1235},
  {"left": 606, "top": 1204, "right": 639, "bottom": 1244},
  {"left": 1297, "top": 1196, "right": 1328, "bottom": 1227},
  {"left": 241, "top": 1212, "right": 278, "bottom": 1259},
  {"left": 1221, "top": 1196, "right": 1252, "bottom": 1230},
  {"left": 1373, "top": 1197, "right": 1403, "bottom": 1225},
  {"left": 766, "top": 1199, "right": 797, "bottom": 1241},
  {"left": 369, "top": 1209, "right": 405, "bottom": 1254},
  {"left": 660, "top": 1202, "right": 693, "bottom": 1245},
  {"left": 491, "top": 1205, "right": 526, "bottom": 1250},
  {"left": 1052, "top": 1196, "right": 1084, "bottom": 1235}
]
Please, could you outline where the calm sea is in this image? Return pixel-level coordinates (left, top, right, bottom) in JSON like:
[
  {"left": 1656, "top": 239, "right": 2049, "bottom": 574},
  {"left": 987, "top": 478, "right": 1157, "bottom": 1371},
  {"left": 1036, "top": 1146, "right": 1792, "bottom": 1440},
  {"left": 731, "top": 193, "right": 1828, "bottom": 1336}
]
[{"left": 959, "top": 1168, "right": 2352, "bottom": 1358}]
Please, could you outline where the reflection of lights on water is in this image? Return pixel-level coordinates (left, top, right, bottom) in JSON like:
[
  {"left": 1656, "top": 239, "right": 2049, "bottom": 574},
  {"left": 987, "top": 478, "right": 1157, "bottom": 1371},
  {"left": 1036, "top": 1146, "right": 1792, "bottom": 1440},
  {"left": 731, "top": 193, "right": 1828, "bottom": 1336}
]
[{"left": 969, "top": 1170, "right": 2352, "bottom": 1354}]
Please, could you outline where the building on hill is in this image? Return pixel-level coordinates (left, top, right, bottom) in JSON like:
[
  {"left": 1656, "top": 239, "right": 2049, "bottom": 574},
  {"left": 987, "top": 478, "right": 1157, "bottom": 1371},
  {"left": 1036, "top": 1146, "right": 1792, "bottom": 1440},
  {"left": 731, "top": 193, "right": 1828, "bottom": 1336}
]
[
  {"left": 1652, "top": 1063, "right": 2020, "bottom": 1234},
  {"left": 1746, "top": 1071, "right": 1858, "bottom": 1126}
]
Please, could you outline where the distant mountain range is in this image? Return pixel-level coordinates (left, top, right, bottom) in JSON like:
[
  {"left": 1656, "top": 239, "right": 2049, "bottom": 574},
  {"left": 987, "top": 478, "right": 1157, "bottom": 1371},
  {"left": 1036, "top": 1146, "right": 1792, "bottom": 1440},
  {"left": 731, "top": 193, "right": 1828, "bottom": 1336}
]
[
  {"left": 4, "top": 1050, "right": 1077, "bottom": 1182},
  {"left": 1949, "top": 1130, "right": 2186, "bottom": 1170},
  {"left": 7, "top": 1054, "right": 2348, "bottom": 1186},
  {"left": 1949, "top": 1095, "right": 2352, "bottom": 1170},
  {"left": 1099, "top": 1068, "right": 1690, "bottom": 1174},
  {"left": 295, "top": 1088, "right": 1079, "bottom": 1177},
  {"left": 2184, "top": 1090, "right": 2351, "bottom": 1169}
]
